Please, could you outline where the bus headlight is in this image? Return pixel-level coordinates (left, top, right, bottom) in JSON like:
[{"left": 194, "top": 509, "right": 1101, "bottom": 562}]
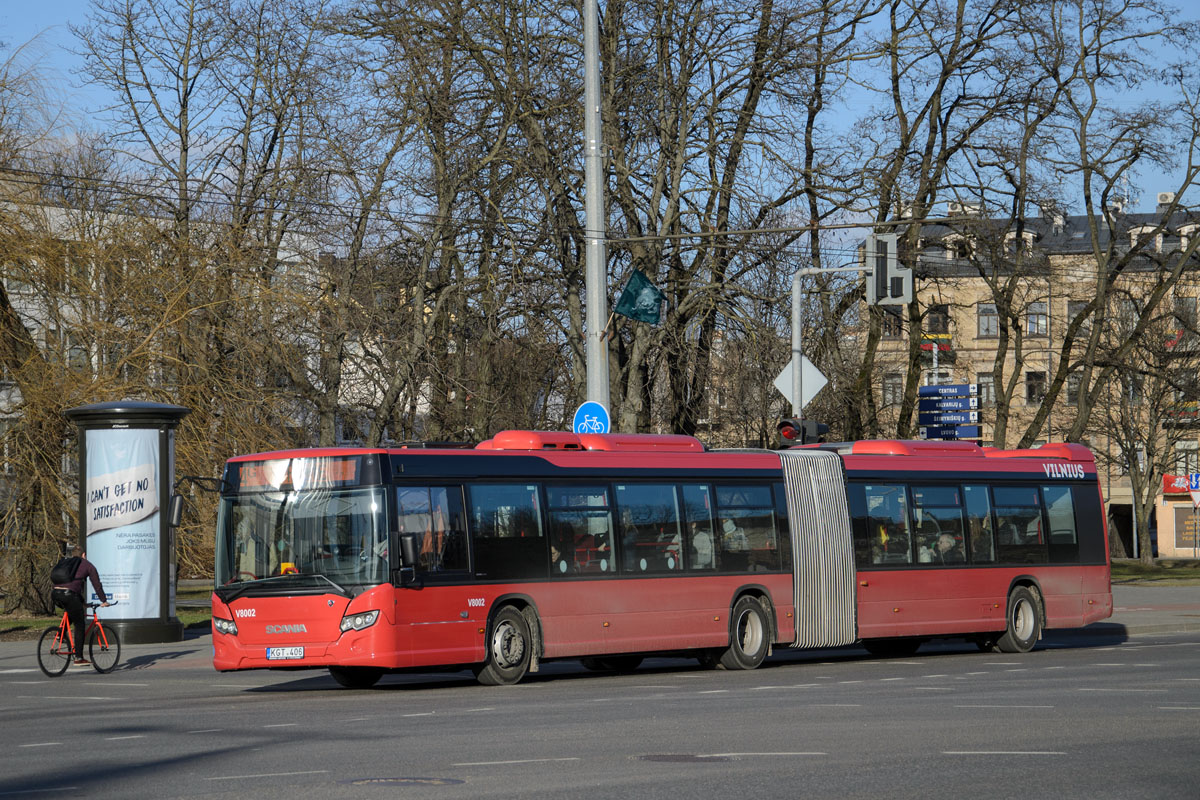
[
  {"left": 339, "top": 610, "right": 379, "bottom": 632},
  {"left": 213, "top": 616, "right": 238, "bottom": 635}
]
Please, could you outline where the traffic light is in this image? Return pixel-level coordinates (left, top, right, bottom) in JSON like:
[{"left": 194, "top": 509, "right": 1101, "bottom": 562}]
[
  {"left": 864, "top": 232, "right": 912, "bottom": 306},
  {"left": 777, "top": 418, "right": 829, "bottom": 444}
]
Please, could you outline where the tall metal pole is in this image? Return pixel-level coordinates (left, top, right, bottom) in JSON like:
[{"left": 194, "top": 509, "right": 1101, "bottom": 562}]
[
  {"left": 583, "top": 0, "right": 609, "bottom": 405},
  {"left": 791, "top": 271, "right": 803, "bottom": 419}
]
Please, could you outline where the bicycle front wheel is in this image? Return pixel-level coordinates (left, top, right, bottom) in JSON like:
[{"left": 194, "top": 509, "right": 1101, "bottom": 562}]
[
  {"left": 37, "top": 626, "right": 71, "bottom": 677},
  {"left": 88, "top": 624, "right": 121, "bottom": 673}
]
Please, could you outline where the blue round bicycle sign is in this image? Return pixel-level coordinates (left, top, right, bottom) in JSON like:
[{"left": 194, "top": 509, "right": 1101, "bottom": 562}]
[{"left": 572, "top": 401, "right": 611, "bottom": 434}]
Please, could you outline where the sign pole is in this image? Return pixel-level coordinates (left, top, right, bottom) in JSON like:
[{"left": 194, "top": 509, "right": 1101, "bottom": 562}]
[{"left": 791, "top": 271, "right": 802, "bottom": 419}]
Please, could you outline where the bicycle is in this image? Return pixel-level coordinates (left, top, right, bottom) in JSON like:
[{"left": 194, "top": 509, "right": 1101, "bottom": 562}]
[{"left": 37, "top": 601, "right": 121, "bottom": 677}]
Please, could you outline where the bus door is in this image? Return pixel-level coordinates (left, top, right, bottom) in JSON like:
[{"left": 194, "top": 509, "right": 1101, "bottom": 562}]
[
  {"left": 778, "top": 450, "right": 856, "bottom": 647},
  {"left": 394, "top": 485, "right": 480, "bottom": 666}
]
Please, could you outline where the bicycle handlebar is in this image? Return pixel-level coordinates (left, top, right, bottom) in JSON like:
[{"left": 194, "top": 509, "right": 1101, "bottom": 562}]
[{"left": 86, "top": 601, "right": 118, "bottom": 610}]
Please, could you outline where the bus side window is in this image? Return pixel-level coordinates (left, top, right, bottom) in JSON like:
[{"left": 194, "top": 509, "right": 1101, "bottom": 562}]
[
  {"left": 846, "top": 482, "right": 871, "bottom": 567},
  {"left": 1043, "top": 485, "right": 1080, "bottom": 563},
  {"left": 963, "top": 485, "right": 996, "bottom": 564},
  {"left": 682, "top": 484, "right": 716, "bottom": 572},
  {"left": 615, "top": 484, "right": 683, "bottom": 573},
  {"left": 546, "top": 485, "right": 614, "bottom": 574},
  {"left": 993, "top": 486, "right": 1048, "bottom": 564},
  {"left": 468, "top": 484, "right": 545, "bottom": 580},
  {"left": 863, "top": 484, "right": 911, "bottom": 565}
]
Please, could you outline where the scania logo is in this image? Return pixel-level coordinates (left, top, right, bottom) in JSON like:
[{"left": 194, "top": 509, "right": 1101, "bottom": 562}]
[{"left": 265, "top": 624, "right": 308, "bottom": 634}]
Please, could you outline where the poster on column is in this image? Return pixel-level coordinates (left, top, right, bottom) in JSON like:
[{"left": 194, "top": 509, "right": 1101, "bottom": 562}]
[{"left": 85, "top": 428, "right": 159, "bottom": 619}]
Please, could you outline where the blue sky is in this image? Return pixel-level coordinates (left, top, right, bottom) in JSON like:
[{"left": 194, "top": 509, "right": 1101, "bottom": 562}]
[{"left": 2, "top": 1, "right": 97, "bottom": 105}]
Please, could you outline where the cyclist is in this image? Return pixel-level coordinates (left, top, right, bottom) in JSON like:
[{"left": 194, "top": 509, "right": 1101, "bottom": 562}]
[{"left": 51, "top": 547, "right": 110, "bottom": 666}]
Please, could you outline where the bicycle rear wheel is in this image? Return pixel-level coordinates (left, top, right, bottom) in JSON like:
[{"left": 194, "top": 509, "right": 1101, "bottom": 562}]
[
  {"left": 88, "top": 624, "right": 121, "bottom": 673},
  {"left": 37, "top": 626, "right": 71, "bottom": 677}
]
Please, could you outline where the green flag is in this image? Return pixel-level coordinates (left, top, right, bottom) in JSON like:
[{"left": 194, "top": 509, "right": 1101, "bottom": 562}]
[{"left": 613, "top": 269, "right": 666, "bottom": 324}]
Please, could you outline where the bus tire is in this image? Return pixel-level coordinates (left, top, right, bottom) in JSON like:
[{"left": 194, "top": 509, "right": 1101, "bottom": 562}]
[
  {"left": 996, "top": 586, "right": 1042, "bottom": 653},
  {"left": 717, "top": 596, "right": 770, "bottom": 670},
  {"left": 329, "top": 666, "right": 383, "bottom": 689},
  {"left": 476, "top": 605, "right": 533, "bottom": 685}
]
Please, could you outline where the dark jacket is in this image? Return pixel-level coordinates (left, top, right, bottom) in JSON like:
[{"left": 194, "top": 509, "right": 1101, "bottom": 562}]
[{"left": 54, "top": 557, "right": 107, "bottom": 603}]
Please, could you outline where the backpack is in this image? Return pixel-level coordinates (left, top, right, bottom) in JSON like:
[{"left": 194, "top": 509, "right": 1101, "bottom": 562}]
[{"left": 50, "top": 556, "right": 82, "bottom": 585}]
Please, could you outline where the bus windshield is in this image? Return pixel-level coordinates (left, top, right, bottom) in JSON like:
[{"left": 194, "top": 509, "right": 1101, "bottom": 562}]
[{"left": 214, "top": 486, "right": 389, "bottom": 592}]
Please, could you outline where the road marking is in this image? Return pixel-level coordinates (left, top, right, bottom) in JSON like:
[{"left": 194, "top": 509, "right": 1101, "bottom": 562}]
[
  {"left": 104, "top": 735, "right": 145, "bottom": 741},
  {"left": 838, "top": 680, "right": 863, "bottom": 684},
  {"left": 1077, "top": 688, "right": 1167, "bottom": 693},
  {"left": 1005, "top": 669, "right": 1029, "bottom": 672},
  {"left": 463, "top": 708, "right": 495, "bottom": 713},
  {"left": 707, "top": 752, "right": 826, "bottom": 757},
  {"left": 1157, "top": 707, "right": 1200, "bottom": 711},
  {"left": 881, "top": 677, "right": 905, "bottom": 681},
  {"left": 965, "top": 672, "right": 989, "bottom": 675},
  {"left": 913, "top": 687, "right": 954, "bottom": 691},
  {"left": 188, "top": 729, "right": 223, "bottom": 734},
  {"left": 984, "top": 662, "right": 1021, "bottom": 666},
  {"left": 923, "top": 674, "right": 948, "bottom": 678},
  {"left": 19, "top": 696, "right": 116, "bottom": 701},
  {"left": 950, "top": 705, "right": 1056, "bottom": 710},
  {"left": 0, "top": 669, "right": 38, "bottom": 674},
  {"left": 84, "top": 682, "right": 147, "bottom": 687},
  {"left": 454, "top": 758, "right": 579, "bottom": 767},
  {"left": 207, "top": 770, "right": 329, "bottom": 781},
  {"left": 263, "top": 723, "right": 298, "bottom": 728},
  {"left": 403, "top": 712, "right": 435, "bottom": 717},
  {"left": 944, "top": 751, "right": 1065, "bottom": 756},
  {"left": 698, "top": 690, "right": 728, "bottom": 694},
  {"left": 0, "top": 786, "right": 79, "bottom": 795},
  {"left": 18, "top": 743, "right": 61, "bottom": 748}
]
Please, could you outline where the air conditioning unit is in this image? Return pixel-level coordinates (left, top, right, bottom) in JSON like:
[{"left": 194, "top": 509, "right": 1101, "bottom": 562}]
[
  {"left": 948, "top": 201, "right": 964, "bottom": 215},
  {"left": 1158, "top": 191, "right": 1176, "bottom": 205}
]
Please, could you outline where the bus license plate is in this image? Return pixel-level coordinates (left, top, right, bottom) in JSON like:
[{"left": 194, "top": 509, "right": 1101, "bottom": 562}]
[{"left": 266, "top": 647, "right": 304, "bottom": 660}]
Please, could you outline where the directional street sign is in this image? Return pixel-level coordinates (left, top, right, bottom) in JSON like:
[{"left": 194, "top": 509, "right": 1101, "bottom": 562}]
[
  {"left": 920, "top": 425, "right": 982, "bottom": 440},
  {"left": 918, "top": 383, "right": 981, "bottom": 441},
  {"left": 1190, "top": 473, "right": 1200, "bottom": 508},
  {"left": 917, "top": 396, "right": 978, "bottom": 412},
  {"left": 917, "top": 410, "right": 978, "bottom": 425},
  {"left": 918, "top": 383, "right": 978, "bottom": 397}
]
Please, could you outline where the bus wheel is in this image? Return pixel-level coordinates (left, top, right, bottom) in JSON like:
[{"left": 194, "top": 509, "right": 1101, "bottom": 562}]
[
  {"left": 997, "top": 586, "right": 1042, "bottom": 653},
  {"left": 581, "top": 655, "right": 644, "bottom": 673},
  {"left": 476, "top": 606, "right": 532, "bottom": 686},
  {"left": 862, "top": 637, "right": 921, "bottom": 658},
  {"left": 717, "top": 596, "right": 770, "bottom": 670},
  {"left": 328, "top": 666, "right": 383, "bottom": 689}
]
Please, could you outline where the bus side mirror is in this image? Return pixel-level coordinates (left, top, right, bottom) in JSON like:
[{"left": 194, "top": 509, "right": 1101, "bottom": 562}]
[
  {"left": 396, "top": 532, "right": 420, "bottom": 587},
  {"left": 168, "top": 494, "right": 184, "bottom": 528}
]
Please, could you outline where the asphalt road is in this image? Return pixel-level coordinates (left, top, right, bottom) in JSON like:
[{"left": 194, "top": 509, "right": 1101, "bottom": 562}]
[{"left": 2, "top": 591, "right": 1198, "bottom": 799}]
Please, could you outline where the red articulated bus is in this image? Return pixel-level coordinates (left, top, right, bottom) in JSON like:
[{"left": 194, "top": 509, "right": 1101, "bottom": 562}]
[{"left": 210, "top": 432, "right": 1112, "bottom": 688}]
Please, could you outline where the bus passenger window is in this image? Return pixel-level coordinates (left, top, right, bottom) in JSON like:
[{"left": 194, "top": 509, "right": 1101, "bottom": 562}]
[
  {"left": 911, "top": 486, "right": 965, "bottom": 565},
  {"left": 1043, "top": 485, "right": 1080, "bottom": 563},
  {"left": 963, "top": 485, "right": 996, "bottom": 563},
  {"left": 715, "top": 485, "right": 779, "bottom": 572},
  {"left": 993, "top": 486, "right": 1048, "bottom": 564},
  {"left": 615, "top": 484, "right": 683, "bottom": 573},
  {"left": 468, "top": 484, "right": 545, "bottom": 580},
  {"left": 546, "top": 485, "right": 614, "bottom": 574},
  {"left": 682, "top": 484, "right": 716, "bottom": 571},
  {"left": 863, "top": 484, "right": 911, "bottom": 565}
]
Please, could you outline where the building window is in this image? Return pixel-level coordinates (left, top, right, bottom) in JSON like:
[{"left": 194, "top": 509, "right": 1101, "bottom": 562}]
[
  {"left": 881, "top": 307, "right": 903, "bottom": 338},
  {"left": 882, "top": 373, "right": 903, "bottom": 406},
  {"left": 926, "top": 304, "right": 950, "bottom": 335},
  {"left": 1026, "top": 371, "right": 1046, "bottom": 404},
  {"left": 1067, "top": 300, "right": 1091, "bottom": 340},
  {"left": 1066, "top": 372, "right": 1081, "bottom": 406},
  {"left": 1174, "top": 441, "right": 1199, "bottom": 475},
  {"left": 1026, "top": 301, "right": 1048, "bottom": 337},
  {"left": 977, "top": 373, "right": 995, "bottom": 407},
  {"left": 977, "top": 303, "right": 998, "bottom": 338}
]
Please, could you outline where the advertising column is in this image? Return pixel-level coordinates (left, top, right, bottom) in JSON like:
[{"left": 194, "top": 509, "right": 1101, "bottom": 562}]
[{"left": 64, "top": 401, "right": 190, "bottom": 644}]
